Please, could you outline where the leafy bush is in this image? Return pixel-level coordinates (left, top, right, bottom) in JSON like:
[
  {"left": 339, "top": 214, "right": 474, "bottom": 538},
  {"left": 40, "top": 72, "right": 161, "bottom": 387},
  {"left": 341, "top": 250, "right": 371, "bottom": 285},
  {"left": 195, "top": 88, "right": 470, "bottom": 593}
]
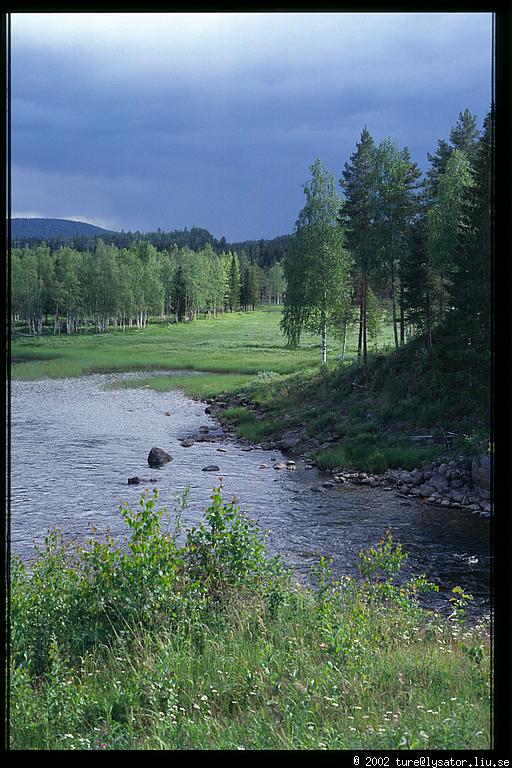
[{"left": 11, "top": 486, "right": 284, "bottom": 675}]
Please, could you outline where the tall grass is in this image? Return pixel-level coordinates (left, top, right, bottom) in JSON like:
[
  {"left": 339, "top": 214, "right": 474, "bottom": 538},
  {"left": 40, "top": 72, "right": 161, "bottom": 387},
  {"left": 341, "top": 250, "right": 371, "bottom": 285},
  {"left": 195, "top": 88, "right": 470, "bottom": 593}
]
[
  {"left": 10, "top": 487, "right": 491, "bottom": 750},
  {"left": 10, "top": 307, "right": 389, "bottom": 383}
]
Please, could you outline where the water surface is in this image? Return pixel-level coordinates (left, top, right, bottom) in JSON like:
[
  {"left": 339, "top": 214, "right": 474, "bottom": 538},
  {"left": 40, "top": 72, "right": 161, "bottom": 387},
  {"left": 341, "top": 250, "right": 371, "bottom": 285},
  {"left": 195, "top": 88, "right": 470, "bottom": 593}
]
[{"left": 10, "top": 372, "right": 491, "bottom": 617}]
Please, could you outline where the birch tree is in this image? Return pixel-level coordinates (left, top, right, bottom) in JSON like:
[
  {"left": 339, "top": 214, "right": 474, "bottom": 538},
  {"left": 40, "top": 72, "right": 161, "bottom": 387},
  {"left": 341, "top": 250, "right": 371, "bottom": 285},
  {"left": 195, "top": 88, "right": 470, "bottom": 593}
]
[{"left": 281, "top": 158, "right": 351, "bottom": 366}]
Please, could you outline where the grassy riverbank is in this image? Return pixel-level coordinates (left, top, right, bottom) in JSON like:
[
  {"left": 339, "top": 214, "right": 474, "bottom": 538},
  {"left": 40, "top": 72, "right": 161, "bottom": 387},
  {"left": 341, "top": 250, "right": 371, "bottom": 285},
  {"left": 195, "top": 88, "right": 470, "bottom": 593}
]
[
  {"left": 215, "top": 332, "right": 490, "bottom": 473},
  {"left": 11, "top": 306, "right": 488, "bottom": 472},
  {"left": 10, "top": 487, "right": 490, "bottom": 750}
]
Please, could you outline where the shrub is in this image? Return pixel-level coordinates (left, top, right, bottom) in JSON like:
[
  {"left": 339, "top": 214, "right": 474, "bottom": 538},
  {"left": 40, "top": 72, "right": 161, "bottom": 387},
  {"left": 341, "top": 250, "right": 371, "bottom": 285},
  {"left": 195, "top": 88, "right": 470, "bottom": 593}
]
[{"left": 11, "top": 486, "right": 285, "bottom": 675}]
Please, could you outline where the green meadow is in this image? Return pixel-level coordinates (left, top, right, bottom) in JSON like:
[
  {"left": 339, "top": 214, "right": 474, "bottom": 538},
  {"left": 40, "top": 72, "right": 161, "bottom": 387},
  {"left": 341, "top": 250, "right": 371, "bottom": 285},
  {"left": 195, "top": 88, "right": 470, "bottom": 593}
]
[{"left": 11, "top": 306, "right": 393, "bottom": 397}]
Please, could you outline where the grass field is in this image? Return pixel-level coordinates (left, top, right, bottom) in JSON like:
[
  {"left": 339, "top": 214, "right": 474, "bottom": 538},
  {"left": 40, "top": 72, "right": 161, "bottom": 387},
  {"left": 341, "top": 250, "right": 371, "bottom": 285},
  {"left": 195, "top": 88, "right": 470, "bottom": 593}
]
[{"left": 10, "top": 306, "right": 394, "bottom": 396}]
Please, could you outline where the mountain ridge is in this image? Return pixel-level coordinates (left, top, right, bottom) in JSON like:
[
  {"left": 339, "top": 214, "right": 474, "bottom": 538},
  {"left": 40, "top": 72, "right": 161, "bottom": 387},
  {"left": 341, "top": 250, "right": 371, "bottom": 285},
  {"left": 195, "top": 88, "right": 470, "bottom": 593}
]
[{"left": 10, "top": 217, "right": 116, "bottom": 240}]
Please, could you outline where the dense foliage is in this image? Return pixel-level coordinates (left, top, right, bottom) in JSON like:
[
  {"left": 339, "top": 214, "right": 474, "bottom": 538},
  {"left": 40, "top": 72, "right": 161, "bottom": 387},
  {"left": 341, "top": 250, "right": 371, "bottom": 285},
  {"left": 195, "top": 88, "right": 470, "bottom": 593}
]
[
  {"left": 10, "top": 241, "right": 286, "bottom": 335},
  {"left": 10, "top": 487, "right": 490, "bottom": 749},
  {"left": 283, "top": 107, "right": 493, "bottom": 380},
  {"left": 281, "top": 159, "right": 352, "bottom": 364}
]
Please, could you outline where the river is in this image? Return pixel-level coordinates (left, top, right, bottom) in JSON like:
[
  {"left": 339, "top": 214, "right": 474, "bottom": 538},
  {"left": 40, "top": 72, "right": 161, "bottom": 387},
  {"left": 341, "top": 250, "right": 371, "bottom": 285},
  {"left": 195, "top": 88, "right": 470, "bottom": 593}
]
[{"left": 10, "top": 371, "right": 491, "bottom": 618}]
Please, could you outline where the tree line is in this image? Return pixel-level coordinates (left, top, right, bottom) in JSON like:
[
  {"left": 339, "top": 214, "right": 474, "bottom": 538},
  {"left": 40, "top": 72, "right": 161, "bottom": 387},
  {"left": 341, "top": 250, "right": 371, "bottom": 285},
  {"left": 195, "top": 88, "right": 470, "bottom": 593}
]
[
  {"left": 282, "top": 107, "right": 493, "bottom": 378},
  {"left": 10, "top": 241, "right": 286, "bottom": 335},
  {"left": 12, "top": 227, "right": 291, "bottom": 270}
]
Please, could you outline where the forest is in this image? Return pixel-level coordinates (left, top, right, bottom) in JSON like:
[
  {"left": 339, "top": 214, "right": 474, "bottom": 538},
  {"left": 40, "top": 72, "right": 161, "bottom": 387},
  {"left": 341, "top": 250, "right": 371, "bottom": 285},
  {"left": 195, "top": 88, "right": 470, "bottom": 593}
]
[
  {"left": 10, "top": 241, "right": 286, "bottom": 333},
  {"left": 282, "top": 108, "right": 492, "bottom": 376}
]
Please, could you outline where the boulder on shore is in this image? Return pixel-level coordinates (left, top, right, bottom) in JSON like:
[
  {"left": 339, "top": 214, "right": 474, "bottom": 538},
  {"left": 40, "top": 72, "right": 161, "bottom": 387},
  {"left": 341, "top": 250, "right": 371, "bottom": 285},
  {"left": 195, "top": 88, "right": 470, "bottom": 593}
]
[
  {"left": 471, "top": 454, "right": 491, "bottom": 490},
  {"left": 277, "top": 436, "right": 301, "bottom": 451},
  {"left": 147, "top": 446, "right": 173, "bottom": 468}
]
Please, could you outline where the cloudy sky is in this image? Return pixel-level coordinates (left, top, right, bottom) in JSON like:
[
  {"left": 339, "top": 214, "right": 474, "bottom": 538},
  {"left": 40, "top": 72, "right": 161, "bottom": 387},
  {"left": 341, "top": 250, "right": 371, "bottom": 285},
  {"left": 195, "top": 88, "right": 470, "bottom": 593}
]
[{"left": 12, "top": 12, "right": 492, "bottom": 241}]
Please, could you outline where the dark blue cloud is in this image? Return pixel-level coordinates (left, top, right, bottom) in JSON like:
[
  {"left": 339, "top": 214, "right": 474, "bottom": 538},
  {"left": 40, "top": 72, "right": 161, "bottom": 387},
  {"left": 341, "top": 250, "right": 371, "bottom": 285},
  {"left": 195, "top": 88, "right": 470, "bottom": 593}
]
[{"left": 12, "top": 12, "right": 492, "bottom": 240}]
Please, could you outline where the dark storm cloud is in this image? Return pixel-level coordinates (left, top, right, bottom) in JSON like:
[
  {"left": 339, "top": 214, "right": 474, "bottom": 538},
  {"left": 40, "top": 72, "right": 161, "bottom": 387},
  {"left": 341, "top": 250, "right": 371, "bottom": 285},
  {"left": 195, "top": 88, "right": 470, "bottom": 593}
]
[{"left": 12, "top": 13, "right": 492, "bottom": 239}]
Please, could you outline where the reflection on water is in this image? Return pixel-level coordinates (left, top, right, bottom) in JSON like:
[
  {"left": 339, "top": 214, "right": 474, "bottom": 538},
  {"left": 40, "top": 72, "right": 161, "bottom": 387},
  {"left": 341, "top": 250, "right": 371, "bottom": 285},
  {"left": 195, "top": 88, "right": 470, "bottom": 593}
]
[{"left": 10, "top": 372, "right": 491, "bottom": 617}]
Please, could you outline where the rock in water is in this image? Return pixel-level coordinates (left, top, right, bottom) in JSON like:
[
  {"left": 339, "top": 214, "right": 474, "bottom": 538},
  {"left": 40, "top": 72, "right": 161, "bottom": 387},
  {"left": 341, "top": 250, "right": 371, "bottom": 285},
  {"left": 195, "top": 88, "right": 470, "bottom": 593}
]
[
  {"left": 128, "top": 476, "right": 142, "bottom": 485},
  {"left": 147, "top": 447, "right": 172, "bottom": 468},
  {"left": 202, "top": 465, "right": 220, "bottom": 472}
]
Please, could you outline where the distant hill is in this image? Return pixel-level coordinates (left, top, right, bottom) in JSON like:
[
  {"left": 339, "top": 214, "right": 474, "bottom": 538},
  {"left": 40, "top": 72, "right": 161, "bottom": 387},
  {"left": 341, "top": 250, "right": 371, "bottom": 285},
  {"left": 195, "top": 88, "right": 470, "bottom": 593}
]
[{"left": 10, "top": 218, "right": 116, "bottom": 241}]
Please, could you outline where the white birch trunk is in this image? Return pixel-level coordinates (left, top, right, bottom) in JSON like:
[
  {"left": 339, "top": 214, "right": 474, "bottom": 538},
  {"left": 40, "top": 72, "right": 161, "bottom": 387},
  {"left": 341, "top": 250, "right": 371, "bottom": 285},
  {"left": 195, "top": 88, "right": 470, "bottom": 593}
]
[{"left": 321, "top": 297, "right": 327, "bottom": 367}]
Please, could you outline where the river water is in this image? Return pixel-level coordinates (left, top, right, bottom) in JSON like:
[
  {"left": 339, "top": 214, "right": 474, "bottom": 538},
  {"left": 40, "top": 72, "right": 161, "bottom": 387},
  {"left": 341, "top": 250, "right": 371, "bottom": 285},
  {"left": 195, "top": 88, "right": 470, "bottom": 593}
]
[{"left": 10, "top": 372, "right": 491, "bottom": 617}]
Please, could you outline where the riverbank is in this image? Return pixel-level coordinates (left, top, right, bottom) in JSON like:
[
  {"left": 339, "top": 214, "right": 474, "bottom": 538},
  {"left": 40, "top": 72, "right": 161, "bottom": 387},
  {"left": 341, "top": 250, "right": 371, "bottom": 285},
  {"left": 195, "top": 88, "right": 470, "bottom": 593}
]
[
  {"left": 10, "top": 485, "right": 491, "bottom": 750},
  {"left": 200, "top": 343, "right": 491, "bottom": 519},
  {"left": 208, "top": 396, "right": 491, "bottom": 520},
  {"left": 11, "top": 307, "right": 491, "bottom": 511}
]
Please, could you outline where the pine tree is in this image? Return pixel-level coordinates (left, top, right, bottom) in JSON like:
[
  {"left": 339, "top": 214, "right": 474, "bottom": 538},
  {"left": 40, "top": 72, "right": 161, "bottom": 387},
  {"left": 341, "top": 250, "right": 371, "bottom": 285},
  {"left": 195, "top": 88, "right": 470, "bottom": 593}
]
[
  {"left": 339, "top": 128, "right": 378, "bottom": 363},
  {"left": 372, "top": 139, "right": 422, "bottom": 349}
]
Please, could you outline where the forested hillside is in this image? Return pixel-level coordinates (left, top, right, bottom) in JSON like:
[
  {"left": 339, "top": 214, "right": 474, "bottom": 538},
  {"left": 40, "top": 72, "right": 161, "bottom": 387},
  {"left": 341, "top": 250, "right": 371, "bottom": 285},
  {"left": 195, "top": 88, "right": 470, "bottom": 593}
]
[
  {"left": 11, "top": 221, "right": 291, "bottom": 269},
  {"left": 11, "top": 218, "right": 115, "bottom": 241}
]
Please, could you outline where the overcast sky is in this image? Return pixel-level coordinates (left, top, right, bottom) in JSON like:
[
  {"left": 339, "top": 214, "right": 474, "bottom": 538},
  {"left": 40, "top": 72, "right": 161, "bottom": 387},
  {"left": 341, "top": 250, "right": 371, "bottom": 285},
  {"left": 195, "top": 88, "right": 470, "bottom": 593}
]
[{"left": 11, "top": 12, "right": 492, "bottom": 241}]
